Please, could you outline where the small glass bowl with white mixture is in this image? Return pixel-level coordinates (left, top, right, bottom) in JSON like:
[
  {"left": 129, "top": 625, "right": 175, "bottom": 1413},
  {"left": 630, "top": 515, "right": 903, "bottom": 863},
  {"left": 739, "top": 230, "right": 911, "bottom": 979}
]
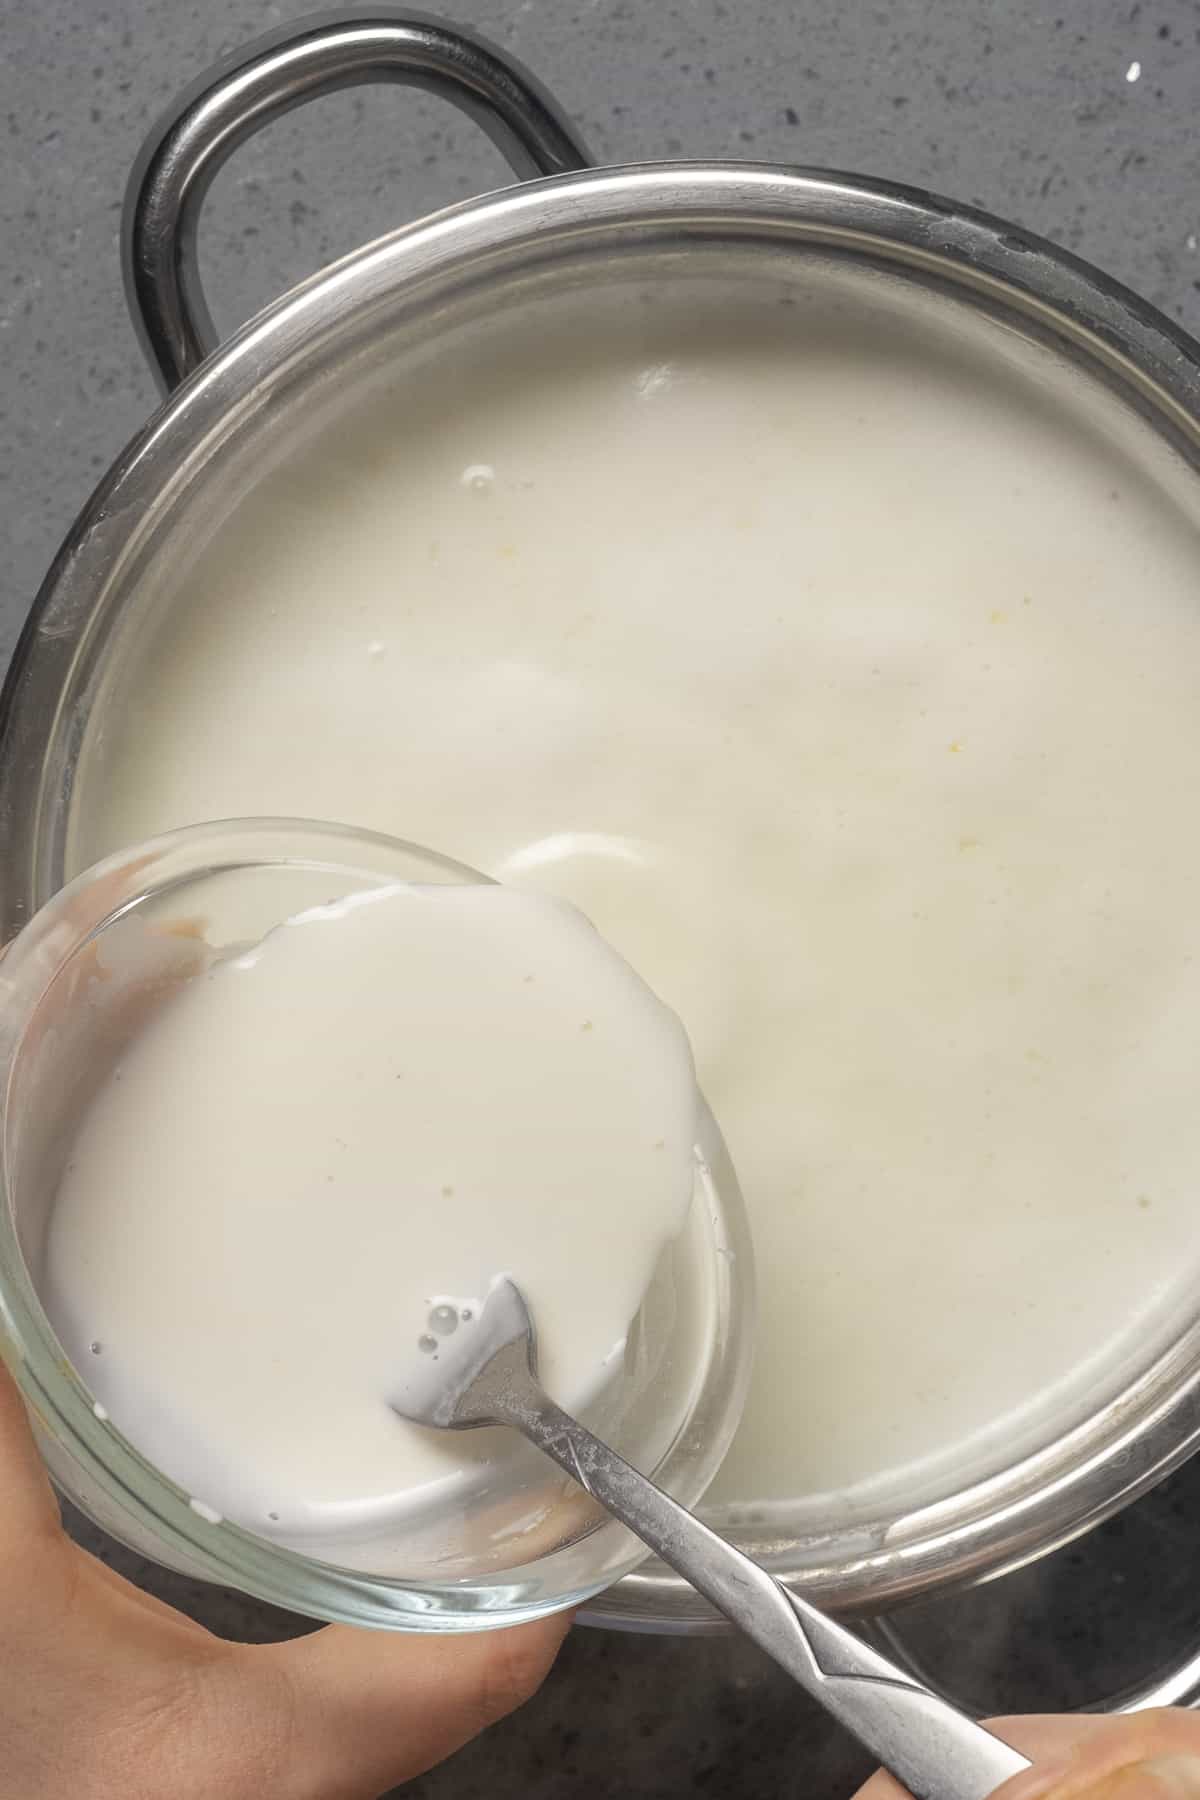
[{"left": 0, "top": 819, "right": 754, "bottom": 1629}]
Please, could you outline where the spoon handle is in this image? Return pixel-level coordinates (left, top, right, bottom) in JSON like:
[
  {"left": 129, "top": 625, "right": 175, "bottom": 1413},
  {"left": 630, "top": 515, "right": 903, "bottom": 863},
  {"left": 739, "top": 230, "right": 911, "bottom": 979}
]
[{"left": 516, "top": 1393, "right": 1029, "bottom": 1800}]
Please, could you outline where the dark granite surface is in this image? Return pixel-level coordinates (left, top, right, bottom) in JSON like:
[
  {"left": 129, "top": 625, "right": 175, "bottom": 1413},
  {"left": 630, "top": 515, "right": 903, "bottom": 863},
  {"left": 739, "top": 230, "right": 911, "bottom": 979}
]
[
  {"left": 6, "top": 1, "right": 1200, "bottom": 1792},
  {"left": 61, "top": 1451, "right": 1200, "bottom": 1797}
]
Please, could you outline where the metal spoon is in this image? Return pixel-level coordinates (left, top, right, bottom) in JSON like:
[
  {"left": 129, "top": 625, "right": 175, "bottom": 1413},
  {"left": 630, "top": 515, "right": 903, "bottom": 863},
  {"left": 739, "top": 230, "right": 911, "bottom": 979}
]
[{"left": 391, "top": 1277, "right": 1030, "bottom": 1800}]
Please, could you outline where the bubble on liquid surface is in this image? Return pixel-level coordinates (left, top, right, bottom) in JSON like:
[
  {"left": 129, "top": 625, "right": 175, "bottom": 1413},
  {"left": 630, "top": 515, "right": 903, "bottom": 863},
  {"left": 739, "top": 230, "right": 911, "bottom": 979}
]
[
  {"left": 460, "top": 463, "right": 495, "bottom": 492},
  {"left": 428, "top": 1304, "right": 459, "bottom": 1337},
  {"left": 417, "top": 1333, "right": 438, "bottom": 1355},
  {"left": 634, "top": 362, "right": 676, "bottom": 399},
  {"left": 89, "top": 1341, "right": 103, "bottom": 1356}
]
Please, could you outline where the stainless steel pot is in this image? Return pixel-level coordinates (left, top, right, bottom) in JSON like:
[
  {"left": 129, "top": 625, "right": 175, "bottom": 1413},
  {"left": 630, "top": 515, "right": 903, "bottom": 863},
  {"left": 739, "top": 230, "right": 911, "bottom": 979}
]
[{"left": 4, "top": 6, "right": 1200, "bottom": 1709}]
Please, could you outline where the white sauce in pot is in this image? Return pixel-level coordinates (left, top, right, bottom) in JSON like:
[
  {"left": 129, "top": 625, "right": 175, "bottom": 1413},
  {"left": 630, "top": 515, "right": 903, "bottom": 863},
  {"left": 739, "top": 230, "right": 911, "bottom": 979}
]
[{"left": 71, "top": 277, "right": 1200, "bottom": 1520}]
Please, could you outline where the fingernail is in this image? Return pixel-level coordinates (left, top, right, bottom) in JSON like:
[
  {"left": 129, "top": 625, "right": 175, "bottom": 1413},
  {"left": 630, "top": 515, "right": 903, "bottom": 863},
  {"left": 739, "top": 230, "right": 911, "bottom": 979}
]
[
  {"left": 1138, "top": 1759, "right": 1200, "bottom": 1799},
  {"left": 1033, "top": 1757, "right": 1200, "bottom": 1800}
]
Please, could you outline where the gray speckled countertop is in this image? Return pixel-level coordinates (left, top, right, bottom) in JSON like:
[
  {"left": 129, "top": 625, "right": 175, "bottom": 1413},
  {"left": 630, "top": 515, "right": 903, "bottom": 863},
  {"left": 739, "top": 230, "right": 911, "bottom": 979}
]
[{"left": 5, "top": 2, "right": 1200, "bottom": 1794}]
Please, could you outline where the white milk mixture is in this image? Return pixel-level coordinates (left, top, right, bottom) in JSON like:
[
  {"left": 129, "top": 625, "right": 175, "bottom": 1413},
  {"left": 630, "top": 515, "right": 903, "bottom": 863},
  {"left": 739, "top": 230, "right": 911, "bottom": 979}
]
[
  {"left": 70, "top": 275, "right": 1200, "bottom": 1519},
  {"left": 44, "top": 883, "right": 699, "bottom": 1544}
]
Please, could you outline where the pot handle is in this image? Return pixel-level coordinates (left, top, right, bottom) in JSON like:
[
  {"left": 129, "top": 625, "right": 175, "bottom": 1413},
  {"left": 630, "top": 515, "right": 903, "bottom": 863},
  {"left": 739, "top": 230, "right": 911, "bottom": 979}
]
[{"left": 122, "top": 10, "right": 592, "bottom": 393}]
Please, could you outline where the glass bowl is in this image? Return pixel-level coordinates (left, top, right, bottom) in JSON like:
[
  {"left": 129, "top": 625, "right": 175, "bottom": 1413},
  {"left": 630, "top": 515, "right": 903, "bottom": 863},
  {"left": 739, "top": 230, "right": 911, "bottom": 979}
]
[{"left": 0, "top": 818, "right": 754, "bottom": 1630}]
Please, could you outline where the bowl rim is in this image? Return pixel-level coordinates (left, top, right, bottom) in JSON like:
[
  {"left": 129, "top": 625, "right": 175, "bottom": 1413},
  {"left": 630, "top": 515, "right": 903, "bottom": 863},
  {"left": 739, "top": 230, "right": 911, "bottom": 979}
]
[{"left": 0, "top": 817, "right": 755, "bottom": 1629}]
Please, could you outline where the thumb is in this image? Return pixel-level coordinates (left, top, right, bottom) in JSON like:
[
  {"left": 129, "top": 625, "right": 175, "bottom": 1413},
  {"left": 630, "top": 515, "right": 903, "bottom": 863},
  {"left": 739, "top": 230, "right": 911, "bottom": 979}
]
[
  {"left": 994, "top": 1714, "right": 1200, "bottom": 1800},
  {"left": 0, "top": 1355, "right": 63, "bottom": 1552},
  {"left": 246, "top": 1608, "right": 571, "bottom": 1800},
  {"left": 1014, "top": 1760, "right": 1200, "bottom": 1799}
]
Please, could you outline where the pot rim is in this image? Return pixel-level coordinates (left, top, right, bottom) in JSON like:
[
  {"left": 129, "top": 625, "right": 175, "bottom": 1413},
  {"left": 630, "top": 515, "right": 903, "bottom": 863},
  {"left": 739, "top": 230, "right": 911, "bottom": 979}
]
[{"left": 6, "top": 159, "right": 1200, "bottom": 1628}]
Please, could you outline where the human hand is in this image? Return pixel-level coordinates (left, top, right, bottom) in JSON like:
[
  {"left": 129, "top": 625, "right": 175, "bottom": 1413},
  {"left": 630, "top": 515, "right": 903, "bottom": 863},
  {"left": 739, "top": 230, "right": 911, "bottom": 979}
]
[
  {"left": 851, "top": 1712, "right": 1200, "bottom": 1798},
  {"left": 0, "top": 1360, "right": 569, "bottom": 1800}
]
